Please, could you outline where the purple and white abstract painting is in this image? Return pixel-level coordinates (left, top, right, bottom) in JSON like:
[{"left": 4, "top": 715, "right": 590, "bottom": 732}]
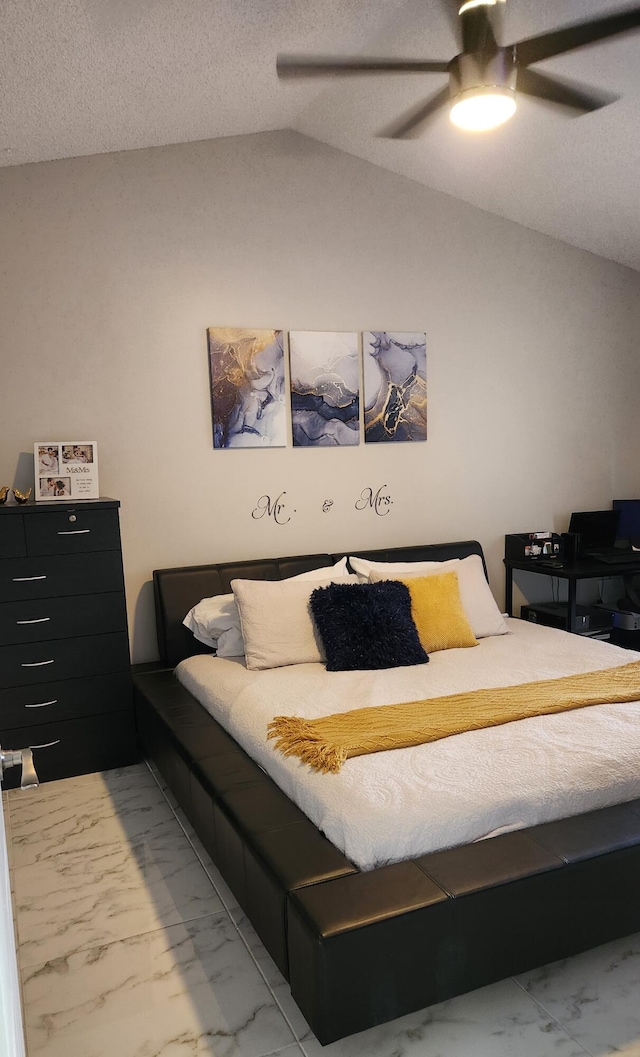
[
  {"left": 208, "top": 327, "right": 286, "bottom": 448},
  {"left": 363, "top": 331, "right": 427, "bottom": 443},
  {"left": 289, "top": 331, "right": 360, "bottom": 447}
]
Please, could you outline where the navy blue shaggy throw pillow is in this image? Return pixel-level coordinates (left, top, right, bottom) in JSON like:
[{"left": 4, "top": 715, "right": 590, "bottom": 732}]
[{"left": 309, "top": 580, "right": 429, "bottom": 672}]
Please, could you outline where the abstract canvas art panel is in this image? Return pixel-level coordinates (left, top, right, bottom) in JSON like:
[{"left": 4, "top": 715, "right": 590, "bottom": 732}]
[
  {"left": 289, "top": 331, "right": 360, "bottom": 447},
  {"left": 363, "top": 331, "right": 427, "bottom": 443},
  {"left": 208, "top": 328, "right": 286, "bottom": 448}
]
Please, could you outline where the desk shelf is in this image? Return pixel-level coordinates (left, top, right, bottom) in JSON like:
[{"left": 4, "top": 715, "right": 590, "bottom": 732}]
[{"left": 503, "top": 556, "right": 640, "bottom": 641}]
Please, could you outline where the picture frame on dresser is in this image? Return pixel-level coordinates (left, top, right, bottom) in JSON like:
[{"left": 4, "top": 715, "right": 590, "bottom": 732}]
[
  {"left": 0, "top": 497, "right": 138, "bottom": 787},
  {"left": 34, "top": 441, "right": 99, "bottom": 501}
]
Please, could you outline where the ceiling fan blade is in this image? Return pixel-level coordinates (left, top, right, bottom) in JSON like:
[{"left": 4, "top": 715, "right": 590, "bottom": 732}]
[
  {"left": 438, "top": 0, "right": 463, "bottom": 48},
  {"left": 379, "top": 86, "right": 451, "bottom": 139},
  {"left": 517, "top": 67, "right": 618, "bottom": 113},
  {"left": 513, "top": 5, "right": 640, "bottom": 67},
  {"left": 277, "top": 55, "right": 449, "bottom": 78}
]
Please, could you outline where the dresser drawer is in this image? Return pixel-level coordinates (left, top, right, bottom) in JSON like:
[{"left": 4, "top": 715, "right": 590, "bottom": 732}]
[
  {"left": 0, "top": 632, "right": 131, "bottom": 688},
  {"left": 0, "top": 672, "right": 132, "bottom": 730},
  {"left": 24, "top": 507, "right": 121, "bottom": 556},
  {"left": 0, "top": 710, "right": 139, "bottom": 789},
  {"left": 0, "top": 551, "right": 124, "bottom": 602},
  {"left": 0, "top": 516, "right": 26, "bottom": 559},
  {"left": 0, "top": 592, "right": 127, "bottom": 645}
]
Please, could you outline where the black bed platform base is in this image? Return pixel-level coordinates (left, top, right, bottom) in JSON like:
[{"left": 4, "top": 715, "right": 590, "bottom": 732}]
[{"left": 134, "top": 541, "right": 640, "bottom": 1045}]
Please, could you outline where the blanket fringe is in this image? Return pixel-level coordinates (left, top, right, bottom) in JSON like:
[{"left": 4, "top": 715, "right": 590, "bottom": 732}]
[{"left": 267, "top": 716, "right": 346, "bottom": 774}]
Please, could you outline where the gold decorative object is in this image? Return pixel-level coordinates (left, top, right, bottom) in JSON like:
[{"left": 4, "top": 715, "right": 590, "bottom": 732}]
[
  {"left": 13, "top": 487, "right": 32, "bottom": 504},
  {"left": 0, "top": 486, "right": 9, "bottom": 504}
]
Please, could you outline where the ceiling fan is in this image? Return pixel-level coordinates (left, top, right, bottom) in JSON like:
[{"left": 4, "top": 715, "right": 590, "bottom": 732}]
[{"left": 276, "top": 1, "right": 640, "bottom": 135}]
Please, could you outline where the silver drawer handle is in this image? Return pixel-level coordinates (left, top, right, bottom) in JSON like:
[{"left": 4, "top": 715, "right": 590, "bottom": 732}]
[
  {"left": 24, "top": 700, "right": 57, "bottom": 709},
  {"left": 57, "top": 529, "right": 90, "bottom": 535},
  {"left": 21, "top": 659, "right": 54, "bottom": 667},
  {"left": 16, "top": 617, "right": 51, "bottom": 625},
  {"left": 12, "top": 575, "right": 47, "bottom": 582}
]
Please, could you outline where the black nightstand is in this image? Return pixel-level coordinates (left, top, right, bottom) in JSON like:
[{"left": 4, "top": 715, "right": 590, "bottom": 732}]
[{"left": 0, "top": 498, "right": 138, "bottom": 787}]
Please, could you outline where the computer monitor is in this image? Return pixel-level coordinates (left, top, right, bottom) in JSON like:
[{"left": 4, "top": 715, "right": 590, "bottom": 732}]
[
  {"left": 613, "top": 499, "right": 640, "bottom": 542},
  {"left": 568, "top": 509, "right": 620, "bottom": 550}
]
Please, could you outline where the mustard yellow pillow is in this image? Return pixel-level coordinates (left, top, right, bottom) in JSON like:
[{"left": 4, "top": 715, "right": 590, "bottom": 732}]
[{"left": 390, "top": 571, "right": 478, "bottom": 653}]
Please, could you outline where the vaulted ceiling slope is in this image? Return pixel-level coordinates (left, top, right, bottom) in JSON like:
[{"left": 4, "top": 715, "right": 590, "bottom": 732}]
[{"left": 1, "top": 0, "right": 639, "bottom": 270}]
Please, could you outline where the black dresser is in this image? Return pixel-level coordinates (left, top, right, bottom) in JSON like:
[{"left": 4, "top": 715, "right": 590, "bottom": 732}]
[{"left": 0, "top": 498, "right": 138, "bottom": 788}]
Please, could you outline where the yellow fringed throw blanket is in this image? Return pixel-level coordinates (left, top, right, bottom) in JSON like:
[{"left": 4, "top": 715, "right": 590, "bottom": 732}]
[{"left": 267, "top": 660, "right": 640, "bottom": 774}]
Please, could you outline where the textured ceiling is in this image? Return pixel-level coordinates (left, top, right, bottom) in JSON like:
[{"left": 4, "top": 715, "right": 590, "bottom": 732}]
[{"left": 2, "top": 0, "right": 639, "bottom": 270}]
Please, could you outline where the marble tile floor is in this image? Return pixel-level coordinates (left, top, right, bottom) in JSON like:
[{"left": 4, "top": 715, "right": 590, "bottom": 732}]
[{"left": 3, "top": 763, "right": 640, "bottom": 1057}]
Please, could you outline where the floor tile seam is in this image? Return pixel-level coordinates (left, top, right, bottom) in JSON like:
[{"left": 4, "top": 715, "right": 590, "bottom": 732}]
[
  {"left": 144, "top": 765, "right": 304, "bottom": 1044},
  {"left": 9, "top": 790, "right": 166, "bottom": 820},
  {"left": 5, "top": 765, "right": 152, "bottom": 800},
  {"left": 16, "top": 769, "right": 301, "bottom": 1053},
  {"left": 13, "top": 898, "right": 231, "bottom": 957},
  {"left": 148, "top": 770, "right": 241, "bottom": 914},
  {"left": 147, "top": 770, "right": 183, "bottom": 820},
  {"left": 19, "top": 925, "right": 302, "bottom": 1057},
  {"left": 16, "top": 906, "right": 233, "bottom": 975},
  {"left": 9, "top": 835, "right": 174, "bottom": 881},
  {"left": 228, "top": 902, "right": 277, "bottom": 981},
  {"left": 230, "top": 918, "right": 310, "bottom": 1045},
  {"left": 7, "top": 772, "right": 165, "bottom": 811},
  {"left": 6, "top": 801, "right": 171, "bottom": 847},
  {"left": 511, "top": 976, "right": 597, "bottom": 1057},
  {"left": 146, "top": 764, "right": 312, "bottom": 1044},
  {"left": 158, "top": 904, "right": 229, "bottom": 930},
  {"left": 265, "top": 984, "right": 314, "bottom": 1046},
  {"left": 200, "top": 865, "right": 241, "bottom": 914},
  {"left": 8, "top": 808, "right": 197, "bottom": 874},
  {"left": 168, "top": 810, "right": 215, "bottom": 875},
  {"left": 262, "top": 1045, "right": 305, "bottom": 1057}
]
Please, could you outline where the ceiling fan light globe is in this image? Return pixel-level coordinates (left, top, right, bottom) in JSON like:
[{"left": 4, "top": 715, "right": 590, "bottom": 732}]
[{"left": 450, "top": 87, "right": 516, "bottom": 132}]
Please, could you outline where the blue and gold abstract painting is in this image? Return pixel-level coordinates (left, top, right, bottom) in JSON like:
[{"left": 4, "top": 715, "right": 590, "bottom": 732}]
[
  {"left": 363, "top": 331, "right": 427, "bottom": 443},
  {"left": 289, "top": 331, "right": 360, "bottom": 447},
  {"left": 208, "top": 327, "right": 286, "bottom": 448}
]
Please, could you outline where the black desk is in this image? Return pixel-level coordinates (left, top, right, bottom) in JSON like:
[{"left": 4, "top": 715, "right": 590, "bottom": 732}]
[{"left": 504, "top": 555, "right": 640, "bottom": 634}]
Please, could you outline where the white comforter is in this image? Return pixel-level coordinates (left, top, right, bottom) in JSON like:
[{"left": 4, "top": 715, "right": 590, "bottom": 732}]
[{"left": 176, "top": 619, "right": 640, "bottom": 871}]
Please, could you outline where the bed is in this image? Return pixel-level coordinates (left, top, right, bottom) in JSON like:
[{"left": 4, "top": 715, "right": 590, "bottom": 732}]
[{"left": 133, "top": 540, "right": 640, "bottom": 1045}]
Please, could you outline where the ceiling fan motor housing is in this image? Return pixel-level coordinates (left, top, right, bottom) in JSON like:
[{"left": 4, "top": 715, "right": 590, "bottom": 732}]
[{"left": 448, "top": 49, "right": 517, "bottom": 105}]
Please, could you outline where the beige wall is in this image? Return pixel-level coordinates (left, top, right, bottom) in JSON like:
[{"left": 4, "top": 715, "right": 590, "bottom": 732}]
[{"left": 1, "top": 130, "right": 639, "bottom": 661}]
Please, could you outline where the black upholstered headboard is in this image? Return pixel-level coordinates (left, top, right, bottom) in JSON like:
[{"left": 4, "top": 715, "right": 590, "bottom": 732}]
[{"left": 153, "top": 539, "right": 486, "bottom": 668}]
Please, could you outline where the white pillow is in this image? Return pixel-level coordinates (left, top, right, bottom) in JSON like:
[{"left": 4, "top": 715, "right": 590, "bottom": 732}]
[
  {"left": 215, "top": 625, "right": 245, "bottom": 658},
  {"left": 184, "top": 593, "right": 240, "bottom": 652},
  {"left": 183, "top": 557, "right": 350, "bottom": 655},
  {"left": 364, "top": 554, "right": 508, "bottom": 639},
  {"left": 231, "top": 575, "right": 358, "bottom": 670},
  {"left": 348, "top": 555, "right": 446, "bottom": 579}
]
